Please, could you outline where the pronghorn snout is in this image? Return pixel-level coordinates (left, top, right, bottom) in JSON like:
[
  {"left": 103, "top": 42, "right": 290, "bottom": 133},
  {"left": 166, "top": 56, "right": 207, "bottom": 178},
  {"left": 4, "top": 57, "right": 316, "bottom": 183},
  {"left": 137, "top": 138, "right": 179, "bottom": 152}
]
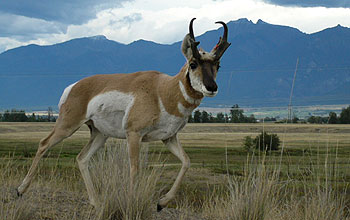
[
  {"left": 206, "top": 81, "right": 218, "bottom": 93},
  {"left": 202, "top": 80, "right": 218, "bottom": 97}
]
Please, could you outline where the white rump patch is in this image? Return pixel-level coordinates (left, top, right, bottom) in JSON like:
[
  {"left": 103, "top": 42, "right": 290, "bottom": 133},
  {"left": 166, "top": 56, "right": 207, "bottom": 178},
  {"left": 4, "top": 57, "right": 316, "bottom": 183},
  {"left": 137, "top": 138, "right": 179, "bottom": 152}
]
[{"left": 58, "top": 82, "right": 77, "bottom": 110}]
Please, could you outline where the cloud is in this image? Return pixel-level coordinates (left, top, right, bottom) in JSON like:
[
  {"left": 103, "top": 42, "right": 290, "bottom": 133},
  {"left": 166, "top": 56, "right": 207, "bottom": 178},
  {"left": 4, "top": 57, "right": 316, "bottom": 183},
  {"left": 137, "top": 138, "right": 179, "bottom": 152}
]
[
  {"left": 108, "top": 13, "right": 143, "bottom": 27},
  {"left": 263, "top": 0, "right": 350, "bottom": 8},
  {"left": 0, "top": 13, "right": 66, "bottom": 40},
  {"left": 0, "top": 0, "right": 350, "bottom": 54},
  {"left": 0, "top": 0, "right": 133, "bottom": 25}
]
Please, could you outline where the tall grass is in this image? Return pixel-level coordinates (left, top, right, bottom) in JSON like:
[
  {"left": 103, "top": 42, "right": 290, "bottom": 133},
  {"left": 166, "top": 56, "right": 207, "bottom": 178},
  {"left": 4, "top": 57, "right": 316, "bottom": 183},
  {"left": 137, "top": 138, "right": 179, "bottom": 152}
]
[
  {"left": 0, "top": 156, "right": 34, "bottom": 220},
  {"left": 0, "top": 141, "right": 162, "bottom": 220},
  {"left": 200, "top": 151, "right": 350, "bottom": 220},
  {"left": 202, "top": 164, "right": 281, "bottom": 220},
  {"left": 1, "top": 128, "right": 350, "bottom": 219},
  {"left": 91, "top": 140, "right": 162, "bottom": 220}
]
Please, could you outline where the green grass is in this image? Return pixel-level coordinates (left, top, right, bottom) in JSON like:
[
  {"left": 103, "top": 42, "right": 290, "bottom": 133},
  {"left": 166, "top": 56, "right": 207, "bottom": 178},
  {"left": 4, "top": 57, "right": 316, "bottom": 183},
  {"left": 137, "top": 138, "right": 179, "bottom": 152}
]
[{"left": 1, "top": 122, "right": 350, "bottom": 180}]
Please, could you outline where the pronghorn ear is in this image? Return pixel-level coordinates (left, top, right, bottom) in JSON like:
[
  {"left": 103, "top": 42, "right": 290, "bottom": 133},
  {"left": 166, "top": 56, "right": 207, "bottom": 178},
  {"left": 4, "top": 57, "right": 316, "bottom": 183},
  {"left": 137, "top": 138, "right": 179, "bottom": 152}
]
[
  {"left": 181, "top": 34, "right": 195, "bottom": 60},
  {"left": 182, "top": 18, "right": 201, "bottom": 61}
]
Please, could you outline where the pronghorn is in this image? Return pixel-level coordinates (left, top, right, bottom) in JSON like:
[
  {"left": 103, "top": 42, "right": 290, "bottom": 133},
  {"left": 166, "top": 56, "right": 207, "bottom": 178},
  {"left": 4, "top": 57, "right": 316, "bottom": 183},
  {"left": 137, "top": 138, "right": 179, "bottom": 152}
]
[{"left": 17, "top": 18, "right": 230, "bottom": 210}]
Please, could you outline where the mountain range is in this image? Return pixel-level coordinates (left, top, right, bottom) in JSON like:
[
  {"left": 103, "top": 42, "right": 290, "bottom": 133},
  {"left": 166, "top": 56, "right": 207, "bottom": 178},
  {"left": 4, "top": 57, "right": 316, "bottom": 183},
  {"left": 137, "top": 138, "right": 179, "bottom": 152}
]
[{"left": 0, "top": 18, "right": 349, "bottom": 110}]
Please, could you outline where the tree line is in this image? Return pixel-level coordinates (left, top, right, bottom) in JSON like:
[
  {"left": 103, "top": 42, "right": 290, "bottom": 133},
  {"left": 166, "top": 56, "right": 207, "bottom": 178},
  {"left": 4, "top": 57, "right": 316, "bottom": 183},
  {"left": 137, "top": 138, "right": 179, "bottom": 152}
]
[
  {"left": 0, "top": 108, "right": 56, "bottom": 122},
  {"left": 307, "top": 106, "right": 350, "bottom": 124},
  {"left": 188, "top": 104, "right": 257, "bottom": 123},
  {"left": 1, "top": 105, "right": 349, "bottom": 124}
]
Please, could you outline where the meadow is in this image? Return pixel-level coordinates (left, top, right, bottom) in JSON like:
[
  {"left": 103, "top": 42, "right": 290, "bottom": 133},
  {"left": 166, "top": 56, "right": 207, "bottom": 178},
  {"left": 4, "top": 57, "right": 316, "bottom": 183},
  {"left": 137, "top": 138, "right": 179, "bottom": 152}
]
[{"left": 1, "top": 122, "right": 350, "bottom": 219}]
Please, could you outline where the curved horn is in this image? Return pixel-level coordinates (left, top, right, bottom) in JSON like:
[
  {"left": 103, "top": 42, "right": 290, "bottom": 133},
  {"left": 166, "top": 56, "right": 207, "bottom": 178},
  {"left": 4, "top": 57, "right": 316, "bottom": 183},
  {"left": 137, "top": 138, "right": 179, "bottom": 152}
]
[
  {"left": 189, "top": 18, "right": 196, "bottom": 40},
  {"left": 188, "top": 18, "right": 200, "bottom": 59},
  {"left": 215, "top": 21, "right": 228, "bottom": 42},
  {"left": 211, "top": 21, "right": 231, "bottom": 60}
]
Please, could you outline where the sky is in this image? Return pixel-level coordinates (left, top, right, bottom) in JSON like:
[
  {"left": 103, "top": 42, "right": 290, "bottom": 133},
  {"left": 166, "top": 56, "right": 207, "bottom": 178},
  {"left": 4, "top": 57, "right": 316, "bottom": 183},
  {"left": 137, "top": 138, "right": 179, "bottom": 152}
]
[{"left": 0, "top": 0, "right": 350, "bottom": 53}]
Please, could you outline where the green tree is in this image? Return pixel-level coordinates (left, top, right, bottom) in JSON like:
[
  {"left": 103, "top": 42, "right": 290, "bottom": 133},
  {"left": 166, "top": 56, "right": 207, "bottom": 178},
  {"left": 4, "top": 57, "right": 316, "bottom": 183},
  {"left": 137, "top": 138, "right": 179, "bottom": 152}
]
[
  {"left": 3, "top": 110, "right": 10, "bottom": 121},
  {"left": 246, "top": 114, "right": 257, "bottom": 123},
  {"left": 201, "top": 110, "right": 210, "bottom": 123},
  {"left": 254, "top": 132, "right": 280, "bottom": 152},
  {"left": 216, "top": 112, "right": 225, "bottom": 123},
  {"left": 47, "top": 107, "right": 53, "bottom": 122},
  {"left": 230, "top": 104, "right": 244, "bottom": 123},
  {"left": 243, "top": 136, "right": 254, "bottom": 152},
  {"left": 28, "top": 113, "right": 37, "bottom": 122},
  {"left": 308, "top": 116, "right": 327, "bottom": 124},
  {"left": 193, "top": 110, "right": 201, "bottom": 123},
  {"left": 339, "top": 106, "right": 350, "bottom": 124},
  {"left": 224, "top": 113, "right": 229, "bottom": 123},
  {"left": 292, "top": 116, "right": 299, "bottom": 123},
  {"left": 208, "top": 113, "right": 215, "bottom": 123},
  {"left": 328, "top": 112, "right": 338, "bottom": 124},
  {"left": 2, "top": 109, "right": 28, "bottom": 122}
]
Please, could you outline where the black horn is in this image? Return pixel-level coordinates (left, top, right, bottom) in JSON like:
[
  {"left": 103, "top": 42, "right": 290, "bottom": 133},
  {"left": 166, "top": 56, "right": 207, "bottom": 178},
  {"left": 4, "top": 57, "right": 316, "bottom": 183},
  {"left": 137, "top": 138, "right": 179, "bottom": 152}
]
[
  {"left": 215, "top": 21, "right": 228, "bottom": 42},
  {"left": 189, "top": 18, "right": 196, "bottom": 40},
  {"left": 211, "top": 21, "right": 231, "bottom": 60},
  {"left": 189, "top": 18, "right": 200, "bottom": 59}
]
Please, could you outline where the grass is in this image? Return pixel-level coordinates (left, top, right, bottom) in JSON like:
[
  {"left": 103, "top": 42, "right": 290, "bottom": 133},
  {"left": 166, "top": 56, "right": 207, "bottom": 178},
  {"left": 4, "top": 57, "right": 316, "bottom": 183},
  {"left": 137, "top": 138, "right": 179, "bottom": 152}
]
[
  {"left": 91, "top": 141, "right": 162, "bottom": 220},
  {"left": 0, "top": 122, "right": 350, "bottom": 219}
]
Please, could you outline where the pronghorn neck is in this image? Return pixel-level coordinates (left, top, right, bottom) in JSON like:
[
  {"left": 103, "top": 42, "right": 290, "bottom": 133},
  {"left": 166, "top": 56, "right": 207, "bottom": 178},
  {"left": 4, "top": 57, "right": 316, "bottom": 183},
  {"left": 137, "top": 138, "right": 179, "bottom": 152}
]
[
  {"left": 177, "top": 64, "right": 204, "bottom": 102},
  {"left": 159, "top": 64, "right": 203, "bottom": 118}
]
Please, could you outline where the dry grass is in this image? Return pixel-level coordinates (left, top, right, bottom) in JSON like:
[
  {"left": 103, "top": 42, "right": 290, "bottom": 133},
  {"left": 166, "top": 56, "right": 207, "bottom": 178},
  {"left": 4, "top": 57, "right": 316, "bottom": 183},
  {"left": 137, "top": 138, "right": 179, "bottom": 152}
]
[
  {"left": 1, "top": 122, "right": 350, "bottom": 219},
  {"left": 0, "top": 157, "right": 34, "bottom": 220},
  {"left": 199, "top": 153, "right": 350, "bottom": 220},
  {"left": 91, "top": 141, "right": 162, "bottom": 220},
  {"left": 0, "top": 141, "right": 163, "bottom": 220}
]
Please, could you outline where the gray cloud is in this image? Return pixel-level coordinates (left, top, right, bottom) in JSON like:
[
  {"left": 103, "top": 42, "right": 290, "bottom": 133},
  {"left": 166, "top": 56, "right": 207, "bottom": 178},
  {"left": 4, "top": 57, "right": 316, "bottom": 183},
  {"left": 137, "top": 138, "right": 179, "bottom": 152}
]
[
  {"left": 120, "top": 13, "right": 142, "bottom": 24},
  {"left": 0, "top": 13, "right": 66, "bottom": 41},
  {"left": 108, "top": 13, "right": 142, "bottom": 28},
  {"left": 0, "top": 0, "right": 133, "bottom": 25},
  {"left": 263, "top": 0, "right": 350, "bottom": 8}
]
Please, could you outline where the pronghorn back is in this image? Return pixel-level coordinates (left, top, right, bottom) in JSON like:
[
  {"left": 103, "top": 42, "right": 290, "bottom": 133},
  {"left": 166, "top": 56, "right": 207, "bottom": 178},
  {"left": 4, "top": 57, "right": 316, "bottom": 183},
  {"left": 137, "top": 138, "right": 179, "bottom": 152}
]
[{"left": 58, "top": 71, "right": 190, "bottom": 141}]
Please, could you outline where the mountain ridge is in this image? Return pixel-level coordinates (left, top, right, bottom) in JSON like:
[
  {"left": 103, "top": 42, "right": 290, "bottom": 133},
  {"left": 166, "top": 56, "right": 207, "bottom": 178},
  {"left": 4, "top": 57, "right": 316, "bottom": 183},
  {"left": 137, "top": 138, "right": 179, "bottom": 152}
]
[{"left": 0, "top": 19, "right": 349, "bottom": 110}]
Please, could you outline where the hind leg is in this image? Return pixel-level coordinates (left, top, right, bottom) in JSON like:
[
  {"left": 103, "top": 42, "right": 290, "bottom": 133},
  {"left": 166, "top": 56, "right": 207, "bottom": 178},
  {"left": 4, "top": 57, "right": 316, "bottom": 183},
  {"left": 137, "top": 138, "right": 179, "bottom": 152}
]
[
  {"left": 17, "top": 118, "right": 83, "bottom": 195},
  {"left": 76, "top": 124, "right": 108, "bottom": 206}
]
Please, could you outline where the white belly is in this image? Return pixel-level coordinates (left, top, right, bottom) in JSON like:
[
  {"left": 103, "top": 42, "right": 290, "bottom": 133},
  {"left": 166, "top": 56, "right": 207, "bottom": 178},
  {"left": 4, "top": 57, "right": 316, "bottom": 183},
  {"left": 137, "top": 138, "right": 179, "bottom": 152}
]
[
  {"left": 86, "top": 91, "right": 190, "bottom": 141},
  {"left": 86, "top": 91, "right": 134, "bottom": 138}
]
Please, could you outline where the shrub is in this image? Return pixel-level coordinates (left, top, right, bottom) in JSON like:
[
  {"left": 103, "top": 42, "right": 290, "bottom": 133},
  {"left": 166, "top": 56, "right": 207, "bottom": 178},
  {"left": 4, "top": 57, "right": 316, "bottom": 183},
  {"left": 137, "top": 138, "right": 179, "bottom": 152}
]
[
  {"left": 243, "top": 136, "right": 254, "bottom": 152},
  {"left": 254, "top": 132, "right": 280, "bottom": 151}
]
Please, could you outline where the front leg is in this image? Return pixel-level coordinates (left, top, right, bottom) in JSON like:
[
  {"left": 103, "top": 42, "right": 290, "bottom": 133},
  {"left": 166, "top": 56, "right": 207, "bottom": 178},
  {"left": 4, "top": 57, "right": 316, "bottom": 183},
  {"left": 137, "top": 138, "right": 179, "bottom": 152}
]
[
  {"left": 126, "top": 131, "right": 142, "bottom": 189},
  {"left": 158, "top": 134, "right": 190, "bottom": 210}
]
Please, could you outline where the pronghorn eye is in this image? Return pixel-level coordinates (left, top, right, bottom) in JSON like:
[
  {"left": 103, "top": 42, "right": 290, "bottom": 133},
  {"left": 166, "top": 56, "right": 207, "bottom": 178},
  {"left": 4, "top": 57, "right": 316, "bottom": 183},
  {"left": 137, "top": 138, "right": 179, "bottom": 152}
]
[{"left": 190, "top": 62, "right": 198, "bottom": 70}]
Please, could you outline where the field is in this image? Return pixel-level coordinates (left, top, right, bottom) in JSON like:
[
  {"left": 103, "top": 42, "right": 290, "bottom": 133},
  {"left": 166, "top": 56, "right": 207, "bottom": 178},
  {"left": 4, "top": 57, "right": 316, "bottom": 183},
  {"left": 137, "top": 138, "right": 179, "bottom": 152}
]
[{"left": 1, "top": 122, "right": 350, "bottom": 219}]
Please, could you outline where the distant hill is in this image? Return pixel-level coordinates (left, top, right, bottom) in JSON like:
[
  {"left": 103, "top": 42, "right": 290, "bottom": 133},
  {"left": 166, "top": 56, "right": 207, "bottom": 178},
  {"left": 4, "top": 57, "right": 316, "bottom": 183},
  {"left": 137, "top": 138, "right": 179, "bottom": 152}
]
[{"left": 0, "top": 18, "right": 349, "bottom": 110}]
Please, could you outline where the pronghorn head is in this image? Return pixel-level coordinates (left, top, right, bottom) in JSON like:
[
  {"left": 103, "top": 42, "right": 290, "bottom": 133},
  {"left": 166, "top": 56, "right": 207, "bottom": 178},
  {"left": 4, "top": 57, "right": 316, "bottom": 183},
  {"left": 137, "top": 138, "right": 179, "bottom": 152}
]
[{"left": 181, "top": 18, "right": 231, "bottom": 97}]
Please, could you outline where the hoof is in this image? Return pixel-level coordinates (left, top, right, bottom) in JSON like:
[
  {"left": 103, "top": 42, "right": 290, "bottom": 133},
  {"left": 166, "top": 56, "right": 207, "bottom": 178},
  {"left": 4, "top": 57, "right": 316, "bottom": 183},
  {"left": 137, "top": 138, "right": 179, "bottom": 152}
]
[
  {"left": 16, "top": 189, "right": 23, "bottom": 198},
  {"left": 157, "top": 203, "right": 164, "bottom": 212}
]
